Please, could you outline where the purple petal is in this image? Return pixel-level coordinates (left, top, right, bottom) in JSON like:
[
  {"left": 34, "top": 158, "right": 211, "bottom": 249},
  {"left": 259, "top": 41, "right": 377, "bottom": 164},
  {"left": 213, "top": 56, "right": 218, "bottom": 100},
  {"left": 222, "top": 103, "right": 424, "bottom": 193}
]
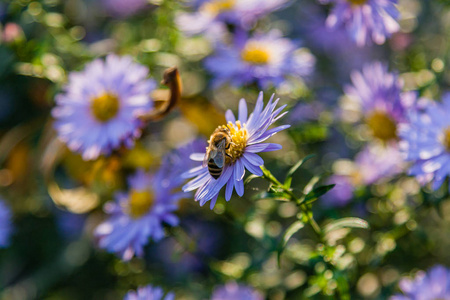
[
  {"left": 235, "top": 179, "right": 244, "bottom": 196},
  {"left": 226, "top": 109, "right": 235, "bottom": 123},
  {"left": 225, "top": 176, "right": 234, "bottom": 201},
  {"left": 246, "top": 143, "right": 282, "bottom": 153},
  {"left": 243, "top": 152, "right": 264, "bottom": 166},
  {"left": 239, "top": 98, "right": 248, "bottom": 124},
  {"left": 241, "top": 156, "right": 264, "bottom": 176},
  {"left": 234, "top": 159, "right": 245, "bottom": 181},
  {"left": 190, "top": 153, "right": 206, "bottom": 161}
]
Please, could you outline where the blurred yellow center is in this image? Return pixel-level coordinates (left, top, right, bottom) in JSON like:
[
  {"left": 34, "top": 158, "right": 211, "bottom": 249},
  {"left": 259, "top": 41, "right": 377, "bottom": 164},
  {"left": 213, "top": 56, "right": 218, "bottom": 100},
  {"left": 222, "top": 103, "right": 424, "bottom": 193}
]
[
  {"left": 224, "top": 121, "right": 248, "bottom": 163},
  {"left": 202, "top": 0, "right": 235, "bottom": 15},
  {"left": 442, "top": 127, "right": 450, "bottom": 152},
  {"left": 91, "top": 92, "right": 120, "bottom": 122},
  {"left": 241, "top": 43, "right": 270, "bottom": 65},
  {"left": 365, "top": 111, "right": 397, "bottom": 141},
  {"left": 129, "top": 189, "right": 154, "bottom": 218},
  {"left": 348, "top": 0, "right": 367, "bottom": 5}
]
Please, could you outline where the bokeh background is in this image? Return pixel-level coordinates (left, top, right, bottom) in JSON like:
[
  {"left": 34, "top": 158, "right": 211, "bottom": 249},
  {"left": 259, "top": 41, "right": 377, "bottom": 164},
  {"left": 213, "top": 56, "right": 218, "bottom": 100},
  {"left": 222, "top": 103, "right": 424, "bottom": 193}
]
[{"left": 0, "top": 0, "right": 449, "bottom": 299}]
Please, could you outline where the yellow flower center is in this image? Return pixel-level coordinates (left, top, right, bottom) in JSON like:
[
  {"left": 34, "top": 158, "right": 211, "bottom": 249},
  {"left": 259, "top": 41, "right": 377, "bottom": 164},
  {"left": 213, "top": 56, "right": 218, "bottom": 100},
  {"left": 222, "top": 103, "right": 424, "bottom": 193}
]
[
  {"left": 348, "top": 0, "right": 367, "bottom": 5},
  {"left": 201, "top": 0, "right": 235, "bottom": 15},
  {"left": 365, "top": 111, "right": 397, "bottom": 141},
  {"left": 224, "top": 121, "right": 248, "bottom": 164},
  {"left": 441, "top": 127, "right": 450, "bottom": 152},
  {"left": 129, "top": 189, "right": 154, "bottom": 218},
  {"left": 91, "top": 92, "right": 120, "bottom": 122},
  {"left": 241, "top": 42, "right": 271, "bottom": 65}
]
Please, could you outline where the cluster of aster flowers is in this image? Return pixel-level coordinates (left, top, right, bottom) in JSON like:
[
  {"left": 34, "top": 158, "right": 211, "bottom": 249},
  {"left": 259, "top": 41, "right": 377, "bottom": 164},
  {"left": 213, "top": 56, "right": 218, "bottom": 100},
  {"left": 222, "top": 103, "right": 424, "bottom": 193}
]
[
  {"left": 176, "top": 0, "right": 314, "bottom": 89},
  {"left": 320, "top": 0, "right": 400, "bottom": 47},
  {"left": 183, "top": 92, "right": 290, "bottom": 209},
  {"left": 391, "top": 265, "right": 450, "bottom": 300}
]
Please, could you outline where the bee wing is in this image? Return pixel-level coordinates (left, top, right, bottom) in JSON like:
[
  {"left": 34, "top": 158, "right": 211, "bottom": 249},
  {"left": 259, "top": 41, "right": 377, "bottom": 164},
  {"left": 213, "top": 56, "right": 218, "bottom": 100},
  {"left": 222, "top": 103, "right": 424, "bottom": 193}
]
[
  {"left": 203, "top": 148, "right": 217, "bottom": 167},
  {"left": 213, "top": 151, "right": 225, "bottom": 168}
]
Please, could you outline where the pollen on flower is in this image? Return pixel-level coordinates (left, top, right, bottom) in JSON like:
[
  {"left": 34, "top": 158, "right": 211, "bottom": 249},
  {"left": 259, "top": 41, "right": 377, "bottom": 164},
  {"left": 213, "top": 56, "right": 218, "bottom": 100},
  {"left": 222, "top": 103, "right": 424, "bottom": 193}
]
[
  {"left": 201, "top": 0, "right": 235, "bottom": 15},
  {"left": 129, "top": 189, "right": 154, "bottom": 218},
  {"left": 441, "top": 127, "right": 450, "bottom": 152},
  {"left": 224, "top": 121, "right": 248, "bottom": 163},
  {"left": 365, "top": 110, "right": 397, "bottom": 141},
  {"left": 241, "top": 42, "right": 271, "bottom": 65},
  {"left": 91, "top": 92, "right": 120, "bottom": 122}
]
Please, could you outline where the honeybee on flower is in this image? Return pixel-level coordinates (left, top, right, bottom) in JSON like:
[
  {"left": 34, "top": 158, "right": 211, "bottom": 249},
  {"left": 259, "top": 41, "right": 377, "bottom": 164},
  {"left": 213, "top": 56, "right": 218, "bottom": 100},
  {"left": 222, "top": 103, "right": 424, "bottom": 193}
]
[{"left": 183, "top": 92, "right": 290, "bottom": 209}]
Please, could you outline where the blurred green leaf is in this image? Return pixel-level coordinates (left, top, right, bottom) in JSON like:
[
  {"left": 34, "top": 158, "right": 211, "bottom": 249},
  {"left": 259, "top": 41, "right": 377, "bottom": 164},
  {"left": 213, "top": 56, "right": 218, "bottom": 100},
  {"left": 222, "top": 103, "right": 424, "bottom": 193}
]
[
  {"left": 301, "top": 184, "right": 335, "bottom": 205},
  {"left": 323, "top": 218, "right": 369, "bottom": 234},
  {"left": 277, "top": 221, "right": 304, "bottom": 267},
  {"left": 284, "top": 154, "right": 315, "bottom": 188}
]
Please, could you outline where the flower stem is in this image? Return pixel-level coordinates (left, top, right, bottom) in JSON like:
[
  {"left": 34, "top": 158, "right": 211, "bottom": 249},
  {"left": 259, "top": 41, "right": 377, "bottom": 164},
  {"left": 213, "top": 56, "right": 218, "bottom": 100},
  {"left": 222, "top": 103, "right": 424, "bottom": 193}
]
[{"left": 260, "top": 166, "right": 323, "bottom": 240}]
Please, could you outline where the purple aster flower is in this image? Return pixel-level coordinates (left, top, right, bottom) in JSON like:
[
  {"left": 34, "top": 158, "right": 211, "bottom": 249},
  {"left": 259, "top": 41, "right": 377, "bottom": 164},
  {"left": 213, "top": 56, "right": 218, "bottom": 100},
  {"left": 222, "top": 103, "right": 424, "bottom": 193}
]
[
  {"left": 124, "top": 285, "right": 174, "bottom": 300},
  {"left": 211, "top": 282, "right": 263, "bottom": 300},
  {"left": 323, "top": 143, "right": 404, "bottom": 207},
  {"left": 101, "top": 0, "right": 149, "bottom": 18},
  {"left": 176, "top": 0, "right": 290, "bottom": 37},
  {"left": 343, "top": 62, "right": 414, "bottom": 142},
  {"left": 52, "top": 54, "right": 156, "bottom": 161},
  {"left": 182, "top": 92, "right": 290, "bottom": 209},
  {"left": 95, "top": 167, "right": 182, "bottom": 260},
  {"left": 0, "top": 199, "right": 12, "bottom": 248},
  {"left": 204, "top": 31, "right": 315, "bottom": 88},
  {"left": 391, "top": 265, "right": 450, "bottom": 300},
  {"left": 323, "top": 0, "right": 400, "bottom": 47},
  {"left": 322, "top": 175, "right": 355, "bottom": 207},
  {"left": 399, "top": 93, "right": 450, "bottom": 190}
]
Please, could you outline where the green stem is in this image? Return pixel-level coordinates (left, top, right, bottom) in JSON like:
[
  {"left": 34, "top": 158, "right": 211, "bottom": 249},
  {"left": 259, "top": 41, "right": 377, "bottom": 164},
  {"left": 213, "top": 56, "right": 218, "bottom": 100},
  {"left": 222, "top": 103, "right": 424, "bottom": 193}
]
[{"left": 260, "top": 166, "right": 323, "bottom": 241}]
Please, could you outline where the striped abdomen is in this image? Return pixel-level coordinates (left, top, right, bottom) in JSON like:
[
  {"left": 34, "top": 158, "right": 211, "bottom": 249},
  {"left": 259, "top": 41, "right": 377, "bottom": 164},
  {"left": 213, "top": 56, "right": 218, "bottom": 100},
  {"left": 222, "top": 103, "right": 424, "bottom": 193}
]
[{"left": 208, "top": 158, "right": 222, "bottom": 179}]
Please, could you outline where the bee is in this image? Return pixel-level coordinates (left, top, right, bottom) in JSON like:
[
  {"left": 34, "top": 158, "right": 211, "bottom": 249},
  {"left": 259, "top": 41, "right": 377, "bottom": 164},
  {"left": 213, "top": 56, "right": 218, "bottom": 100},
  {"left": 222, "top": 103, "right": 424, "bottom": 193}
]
[{"left": 203, "top": 127, "right": 232, "bottom": 179}]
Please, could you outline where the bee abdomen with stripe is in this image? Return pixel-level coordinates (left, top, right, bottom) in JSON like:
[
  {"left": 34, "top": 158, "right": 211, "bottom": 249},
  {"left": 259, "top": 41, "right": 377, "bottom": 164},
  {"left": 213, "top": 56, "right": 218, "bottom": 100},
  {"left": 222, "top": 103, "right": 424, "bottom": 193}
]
[{"left": 208, "top": 159, "right": 223, "bottom": 179}]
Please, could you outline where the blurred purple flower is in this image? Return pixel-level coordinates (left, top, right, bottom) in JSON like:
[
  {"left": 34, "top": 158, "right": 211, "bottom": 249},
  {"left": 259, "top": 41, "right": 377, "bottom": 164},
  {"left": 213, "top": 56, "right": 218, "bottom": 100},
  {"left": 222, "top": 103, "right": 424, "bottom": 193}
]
[
  {"left": 323, "top": 0, "right": 400, "bottom": 47},
  {"left": 183, "top": 92, "right": 289, "bottom": 209},
  {"left": 391, "top": 265, "right": 450, "bottom": 300},
  {"left": 124, "top": 285, "right": 174, "bottom": 300},
  {"left": 288, "top": 102, "right": 324, "bottom": 125},
  {"left": 343, "top": 62, "right": 413, "bottom": 142},
  {"left": 0, "top": 199, "right": 12, "bottom": 248},
  {"left": 323, "top": 143, "right": 404, "bottom": 207},
  {"left": 95, "top": 168, "right": 182, "bottom": 260},
  {"left": 153, "top": 218, "right": 223, "bottom": 277},
  {"left": 322, "top": 175, "right": 355, "bottom": 207},
  {"left": 204, "top": 31, "right": 314, "bottom": 88},
  {"left": 176, "top": 0, "right": 290, "bottom": 36},
  {"left": 211, "top": 282, "right": 263, "bottom": 300},
  {"left": 55, "top": 210, "right": 86, "bottom": 241},
  {"left": 399, "top": 93, "right": 450, "bottom": 190},
  {"left": 102, "top": 0, "right": 149, "bottom": 18},
  {"left": 52, "top": 54, "right": 155, "bottom": 161}
]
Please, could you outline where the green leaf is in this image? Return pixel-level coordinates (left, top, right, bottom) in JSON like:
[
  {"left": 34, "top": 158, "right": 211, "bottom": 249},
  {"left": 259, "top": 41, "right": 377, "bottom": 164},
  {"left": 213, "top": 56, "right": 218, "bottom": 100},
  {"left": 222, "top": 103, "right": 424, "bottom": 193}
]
[
  {"left": 244, "top": 174, "right": 260, "bottom": 185},
  {"left": 301, "top": 184, "right": 335, "bottom": 205},
  {"left": 284, "top": 154, "right": 315, "bottom": 188},
  {"left": 323, "top": 217, "right": 369, "bottom": 234},
  {"left": 277, "top": 221, "right": 304, "bottom": 267},
  {"left": 303, "top": 175, "right": 321, "bottom": 194}
]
